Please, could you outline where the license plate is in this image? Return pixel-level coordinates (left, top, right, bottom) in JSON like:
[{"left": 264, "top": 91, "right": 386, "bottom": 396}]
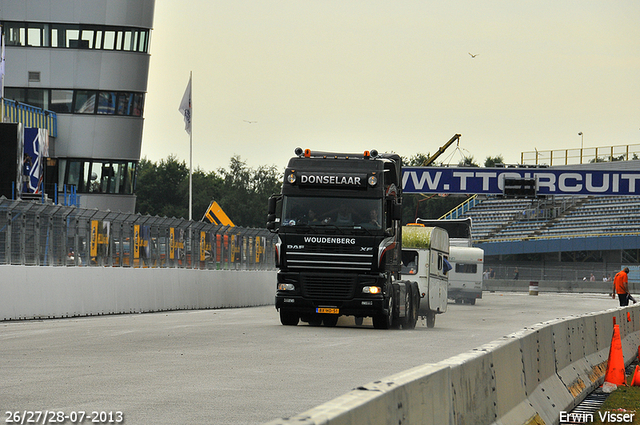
[{"left": 316, "top": 307, "right": 339, "bottom": 314}]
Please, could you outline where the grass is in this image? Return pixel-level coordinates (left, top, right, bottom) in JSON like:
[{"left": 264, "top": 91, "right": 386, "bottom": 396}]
[{"left": 592, "top": 363, "right": 640, "bottom": 425}]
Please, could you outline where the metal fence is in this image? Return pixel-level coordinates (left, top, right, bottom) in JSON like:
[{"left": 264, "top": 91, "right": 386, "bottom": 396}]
[{"left": 0, "top": 198, "right": 277, "bottom": 270}]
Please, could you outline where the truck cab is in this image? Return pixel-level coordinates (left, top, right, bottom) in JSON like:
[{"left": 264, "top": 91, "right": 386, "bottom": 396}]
[{"left": 267, "top": 148, "right": 417, "bottom": 329}]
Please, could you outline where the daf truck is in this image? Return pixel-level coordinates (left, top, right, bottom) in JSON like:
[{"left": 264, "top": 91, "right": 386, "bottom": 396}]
[{"left": 267, "top": 148, "right": 449, "bottom": 329}]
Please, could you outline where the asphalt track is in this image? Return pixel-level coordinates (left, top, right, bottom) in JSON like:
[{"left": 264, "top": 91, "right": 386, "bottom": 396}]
[{"left": 1, "top": 292, "right": 620, "bottom": 424}]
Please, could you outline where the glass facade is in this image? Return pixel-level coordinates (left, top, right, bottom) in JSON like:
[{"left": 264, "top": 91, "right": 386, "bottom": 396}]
[
  {"left": 59, "top": 159, "right": 137, "bottom": 195},
  {"left": 3, "top": 21, "right": 150, "bottom": 52},
  {"left": 5, "top": 87, "right": 144, "bottom": 116}
]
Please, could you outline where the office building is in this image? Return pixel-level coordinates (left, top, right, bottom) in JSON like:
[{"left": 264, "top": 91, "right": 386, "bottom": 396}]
[{"left": 0, "top": 0, "right": 155, "bottom": 212}]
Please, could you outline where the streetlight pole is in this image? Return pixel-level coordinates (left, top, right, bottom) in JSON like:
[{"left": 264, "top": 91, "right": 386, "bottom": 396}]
[{"left": 578, "top": 132, "right": 583, "bottom": 164}]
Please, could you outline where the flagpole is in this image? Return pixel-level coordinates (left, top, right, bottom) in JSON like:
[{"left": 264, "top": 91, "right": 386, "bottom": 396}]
[{"left": 189, "top": 71, "right": 193, "bottom": 221}]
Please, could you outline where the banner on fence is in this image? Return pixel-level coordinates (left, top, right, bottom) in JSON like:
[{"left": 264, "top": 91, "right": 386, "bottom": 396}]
[{"left": 402, "top": 167, "right": 640, "bottom": 196}]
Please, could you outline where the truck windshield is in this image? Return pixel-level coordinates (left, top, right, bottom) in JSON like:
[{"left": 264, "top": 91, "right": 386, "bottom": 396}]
[{"left": 282, "top": 196, "right": 383, "bottom": 229}]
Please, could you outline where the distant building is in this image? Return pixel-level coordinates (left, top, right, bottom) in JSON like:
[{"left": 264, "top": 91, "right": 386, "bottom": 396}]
[{"left": 0, "top": 0, "right": 155, "bottom": 212}]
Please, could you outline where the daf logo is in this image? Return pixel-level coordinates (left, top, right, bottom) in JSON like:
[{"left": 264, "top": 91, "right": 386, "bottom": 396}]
[
  {"left": 360, "top": 247, "right": 373, "bottom": 252},
  {"left": 287, "top": 245, "right": 305, "bottom": 250}
]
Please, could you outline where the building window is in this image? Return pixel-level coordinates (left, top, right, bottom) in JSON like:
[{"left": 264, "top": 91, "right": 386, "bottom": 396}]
[
  {"left": 6, "top": 87, "right": 144, "bottom": 117},
  {"left": 97, "top": 92, "right": 117, "bottom": 115},
  {"left": 74, "top": 91, "right": 97, "bottom": 114},
  {"left": 62, "top": 159, "right": 137, "bottom": 195},
  {"left": 1, "top": 21, "right": 150, "bottom": 53},
  {"left": 50, "top": 90, "right": 74, "bottom": 113}
]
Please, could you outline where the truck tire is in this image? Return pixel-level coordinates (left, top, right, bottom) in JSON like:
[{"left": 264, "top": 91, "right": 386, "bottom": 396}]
[
  {"left": 307, "top": 315, "right": 323, "bottom": 326},
  {"left": 402, "top": 283, "right": 419, "bottom": 330},
  {"left": 354, "top": 317, "right": 364, "bottom": 326},
  {"left": 373, "top": 292, "right": 394, "bottom": 329},
  {"left": 322, "top": 315, "right": 339, "bottom": 327},
  {"left": 280, "top": 309, "right": 299, "bottom": 326}
]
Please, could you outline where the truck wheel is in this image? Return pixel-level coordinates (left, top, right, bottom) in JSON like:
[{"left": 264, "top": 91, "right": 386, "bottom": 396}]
[
  {"left": 354, "top": 316, "right": 364, "bottom": 326},
  {"left": 426, "top": 311, "right": 436, "bottom": 328},
  {"left": 373, "top": 293, "right": 394, "bottom": 329},
  {"left": 402, "top": 284, "right": 419, "bottom": 330},
  {"left": 280, "top": 310, "right": 299, "bottom": 326},
  {"left": 307, "top": 314, "right": 323, "bottom": 326},
  {"left": 467, "top": 298, "right": 476, "bottom": 305},
  {"left": 322, "top": 315, "right": 338, "bottom": 327}
]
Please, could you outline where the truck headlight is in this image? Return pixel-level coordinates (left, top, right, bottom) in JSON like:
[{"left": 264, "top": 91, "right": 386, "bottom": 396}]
[
  {"left": 287, "top": 173, "right": 297, "bottom": 184},
  {"left": 368, "top": 175, "right": 377, "bottom": 186},
  {"left": 278, "top": 283, "right": 295, "bottom": 291},
  {"left": 362, "top": 286, "right": 381, "bottom": 294}
]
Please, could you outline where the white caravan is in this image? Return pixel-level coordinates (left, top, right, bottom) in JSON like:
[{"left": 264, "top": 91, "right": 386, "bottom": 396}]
[
  {"left": 448, "top": 246, "right": 484, "bottom": 304},
  {"left": 400, "top": 225, "right": 449, "bottom": 328}
]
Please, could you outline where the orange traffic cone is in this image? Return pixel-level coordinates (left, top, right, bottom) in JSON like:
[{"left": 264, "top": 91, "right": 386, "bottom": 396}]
[
  {"left": 603, "top": 324, "right": 626, "bottom": 386},
  {"left": 631, "top": 366, "right": 640, "bottom": 387}
]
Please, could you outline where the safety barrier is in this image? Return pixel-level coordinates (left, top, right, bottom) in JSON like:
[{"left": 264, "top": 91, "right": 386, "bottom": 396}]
[
  {"left": 1, "top": 265, "right": 277, "bottom": 321},
  {"left": 265, "top": 305, "right": 640, "bottom": 425}
]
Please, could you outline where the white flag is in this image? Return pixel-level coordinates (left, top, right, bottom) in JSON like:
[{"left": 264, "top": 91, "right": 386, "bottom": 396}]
[{"left": 178, "top": 75, "right": 192, "bottom": 135}]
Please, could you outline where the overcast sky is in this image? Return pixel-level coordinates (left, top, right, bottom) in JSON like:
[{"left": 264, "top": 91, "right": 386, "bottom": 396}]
[{"left": 141, "top": 1, "right": 640, "bottom": 172}]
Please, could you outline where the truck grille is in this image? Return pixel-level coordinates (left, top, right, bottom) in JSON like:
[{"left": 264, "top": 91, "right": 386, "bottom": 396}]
[
  {"left": 286, "top": 251, "right": 373, "bottom": 271},
  {"left": 301, "top": 274, "right": 356, "bottom": 300}
]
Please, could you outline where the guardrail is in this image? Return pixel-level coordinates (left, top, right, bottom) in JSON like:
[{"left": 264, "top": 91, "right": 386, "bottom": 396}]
[
  {"left": 0, "top": 198, "right": 276, "bottom": 270},
  {"left": 265, "top": 305, "right": 640, "bottom": 425}
]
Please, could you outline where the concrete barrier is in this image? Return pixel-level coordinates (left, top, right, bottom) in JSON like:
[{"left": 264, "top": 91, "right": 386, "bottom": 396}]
[
  {"left": 1, "top": 265, "right": 276, "bottom": 321},
  {"left": 265, "top": 304, "right": 640, "bottom": 425}
]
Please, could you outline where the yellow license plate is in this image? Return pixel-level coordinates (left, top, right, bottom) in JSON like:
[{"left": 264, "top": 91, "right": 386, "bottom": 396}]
[{"left": 316, "top": 307, "right": 339, "bottom": 314}]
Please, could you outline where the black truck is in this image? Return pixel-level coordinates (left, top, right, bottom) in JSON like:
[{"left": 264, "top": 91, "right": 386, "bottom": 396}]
[{"left": 267, "top": 148, "right": 444, "bottom": 329}]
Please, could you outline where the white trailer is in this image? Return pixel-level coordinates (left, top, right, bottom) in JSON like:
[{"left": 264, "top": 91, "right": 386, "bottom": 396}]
[
  {"left": 400, "top": 225, "right": 449, "bottom": 328},
  {"left": 448, "top": 246, "right": 484, "bottom": 305}
]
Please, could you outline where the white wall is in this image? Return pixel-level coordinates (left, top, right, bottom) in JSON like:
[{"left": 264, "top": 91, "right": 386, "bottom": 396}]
[{"left": 1, "top": 265, "right": 276, "bottom": 320}]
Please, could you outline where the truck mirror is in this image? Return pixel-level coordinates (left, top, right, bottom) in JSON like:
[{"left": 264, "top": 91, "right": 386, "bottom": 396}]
[
  {"left": 267, "top": 194, "right": 282, "bottom": 232},
  {"left": 267, "top": 195, "right": 279, "bottom": 215}
]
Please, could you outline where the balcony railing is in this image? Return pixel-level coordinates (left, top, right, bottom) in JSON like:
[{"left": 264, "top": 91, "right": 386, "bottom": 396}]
[{"left": 3, "top": 98, "right": 58, "bottom": 137}]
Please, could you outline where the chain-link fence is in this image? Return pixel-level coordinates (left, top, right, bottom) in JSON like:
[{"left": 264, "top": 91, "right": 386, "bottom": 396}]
[
  {"left": 484, "top": 262, "right": 628, "bottom": 283},
  {"left": 0, "top": 198, "right": 277, "bottom": 270}
]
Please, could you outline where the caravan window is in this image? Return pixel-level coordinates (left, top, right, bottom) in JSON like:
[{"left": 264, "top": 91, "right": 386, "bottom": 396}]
[
  {"left": 401, "top": 250, "right": 418, "bottom": 275},
  {"left": 455, "top": 263, "right": 478, "bottom": 274}
]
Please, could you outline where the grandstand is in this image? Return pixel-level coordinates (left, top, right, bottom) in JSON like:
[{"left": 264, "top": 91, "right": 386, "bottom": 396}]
[{"left": 445, "top": 160, "right": 640, "bottom": 281}]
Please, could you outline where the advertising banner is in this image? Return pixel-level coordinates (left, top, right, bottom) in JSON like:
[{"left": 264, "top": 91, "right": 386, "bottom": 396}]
[{"left": 402, "top": 167, "right": 640, "bottom": 196}]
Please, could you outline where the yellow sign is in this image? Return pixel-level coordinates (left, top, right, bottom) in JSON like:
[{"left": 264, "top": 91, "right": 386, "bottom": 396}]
[
  {"left": 203, "top": 201, "right": 235, "bottom": 227},
  {"left": 133, "top": 225, "right": 140, "bottom": 259},
  {"left": 169, "top": 228, "right": 175, "bottom": 260}
]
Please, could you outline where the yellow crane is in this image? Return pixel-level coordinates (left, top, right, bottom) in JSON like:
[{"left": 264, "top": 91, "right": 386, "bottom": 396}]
[{"left": 421, "top": 134, "right": 461, "bottom": 166}]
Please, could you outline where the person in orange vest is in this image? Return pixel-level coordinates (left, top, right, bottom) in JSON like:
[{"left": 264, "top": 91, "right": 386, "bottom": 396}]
[{"left": 613, "top": 267, "right": 630, "bottom": 307}]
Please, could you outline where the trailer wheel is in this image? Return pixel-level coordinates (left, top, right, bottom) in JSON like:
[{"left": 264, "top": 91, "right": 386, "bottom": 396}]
[
  {"left": 280, "top": 310, "right": 299, "bottom": 326},
  {"left": 426, "top": 311, "right": 436, "bottom": 328}
]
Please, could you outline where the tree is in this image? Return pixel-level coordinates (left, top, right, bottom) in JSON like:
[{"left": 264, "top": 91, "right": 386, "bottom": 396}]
[
  {"left": 458, "top": 155, "right": 479, "bottom": 167},
  {"left": 136, "top": 155, "right": 189, "bottom": 218},
  {"left": 484, "top": 155, "right": 504, "bottom": 167},
  {"left": 402, "top": 153, "right": 431, "bottom": 167},
  {"left": 216, "top": 156, "right": 282, "bottom": 227},
  {"left": 134, "top": 154, "right": 281, "bottom": 227}
]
